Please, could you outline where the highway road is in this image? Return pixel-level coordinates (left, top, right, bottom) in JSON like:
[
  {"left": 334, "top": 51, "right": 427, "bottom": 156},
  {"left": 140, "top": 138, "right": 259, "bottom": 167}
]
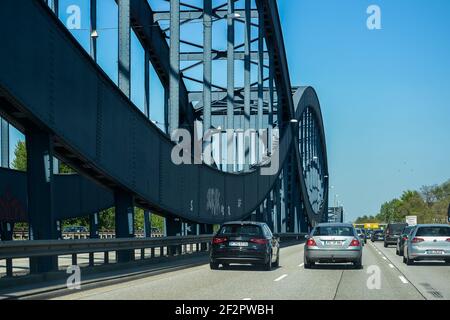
[{"left": 52, "top": 241, "right": 450, "bottom": 300}]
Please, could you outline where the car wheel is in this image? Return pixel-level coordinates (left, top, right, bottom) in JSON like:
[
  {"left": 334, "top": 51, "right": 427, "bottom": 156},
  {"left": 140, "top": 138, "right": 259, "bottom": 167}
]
[
  {"left": 304, "top": 259, "right": 312, "bottom": 269},
  {"left": 384, "top": 242, "right": 388, "bottom": 248},
  {"left": 403, "top": 255, "right": 407, "bottom": 263},
  {"left": 264, "top": 254, "right": 272, "bottom": 271},
  {"left": 406, "top": 255, "right": 414, "bottom": 266},
  {"left": 396, "top": 247, "right": 400, "bottom": 255},
  {"left": 445, "top": 259, "right": 450, "bottom": 265},
  {"left": 354, "top": 258, "right": 363, "bottom": 269},
  {"left": 273, "top": 252, "right": 280, "bottom": 268},
  {"left": 210, "top": 262, "right": 219, "bottom": 270}
]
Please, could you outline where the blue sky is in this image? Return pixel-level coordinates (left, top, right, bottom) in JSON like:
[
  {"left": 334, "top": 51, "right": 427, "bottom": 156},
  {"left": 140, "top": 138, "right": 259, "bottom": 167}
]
[
  {"left": 280, "top": 0, "right": 450, "bottom": 221},
  {"left": 3, "top": 0, "right": 450, "bottom": 222}
]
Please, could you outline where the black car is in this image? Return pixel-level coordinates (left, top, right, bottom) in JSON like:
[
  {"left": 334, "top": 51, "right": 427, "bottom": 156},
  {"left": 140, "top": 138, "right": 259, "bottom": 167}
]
[
  {"left": 384, "top": 223, "right": 408, "bottom": 247},
  {"left": 396, "top": 225, "right": 415, "bottom": 256},
  {"left": 210, "top": 222, "right": 280, "bottom": 271},
  {"left": 371, "top": 230, "right": 385, "bottom": 242}
]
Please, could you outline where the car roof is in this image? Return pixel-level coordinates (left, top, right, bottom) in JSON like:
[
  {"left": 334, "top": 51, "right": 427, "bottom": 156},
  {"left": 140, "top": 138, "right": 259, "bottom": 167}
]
[
  {"left": 315, "top": 223, "right": 354, "bottom": 228},
  {"left": 414, "top": 224, "right": 450, "bottom": 227},
  {"left": 222, "top": 221, "right": 266, "bottom": 226}
]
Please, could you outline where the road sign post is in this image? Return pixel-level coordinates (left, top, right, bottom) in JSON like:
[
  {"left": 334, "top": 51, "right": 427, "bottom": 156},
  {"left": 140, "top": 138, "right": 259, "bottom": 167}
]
[{"left": 447, "top": 204, "right": 450, "bottom": 224}]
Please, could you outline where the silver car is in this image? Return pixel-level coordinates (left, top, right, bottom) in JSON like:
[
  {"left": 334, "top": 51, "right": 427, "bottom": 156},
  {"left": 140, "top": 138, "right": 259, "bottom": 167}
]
[
  {"left": 403, "top": 224, "right": 450, "bottom": 265},
  {"left": 304, "top": 223, "right": 363, "bottom": 269}
]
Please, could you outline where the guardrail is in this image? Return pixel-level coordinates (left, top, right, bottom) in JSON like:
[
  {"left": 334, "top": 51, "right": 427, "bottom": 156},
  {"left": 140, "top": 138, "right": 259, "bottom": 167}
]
[
  {"left": 12, "top": 230, "right": 164, "bottom": 240},
  {"left": 0, "top": 233, "right": 305, "bottom": 278}
]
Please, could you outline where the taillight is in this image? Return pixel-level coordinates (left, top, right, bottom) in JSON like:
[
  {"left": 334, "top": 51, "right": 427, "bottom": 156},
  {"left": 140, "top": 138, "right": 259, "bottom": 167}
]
[
  {"left": 402, "top": 236, "right": 408, "bottom": 241},
  {"left": 446, "top": 238, "right": 450, "bottom": 242},
  {"left": 350, "top": 239, "right": 360, "bottom": 247},
  {"left": 306, "top": 238, "right": 317, "bottom": 247},
  {"left": 250, "top": 238, "right": 269, "bottom": 245},
  {"left": 213, "top": 237, "right": 227, "bottom": 244},
  {"left": 411, "top": 237, "right": 424, "bottom": 244}
]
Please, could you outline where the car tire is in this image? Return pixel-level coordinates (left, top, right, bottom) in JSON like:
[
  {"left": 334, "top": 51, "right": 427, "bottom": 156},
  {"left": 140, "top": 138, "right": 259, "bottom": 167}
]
[
  {"left": 354, "top": 258, "right": 363, "bottom": 269},
  {"left": 403, "top": 255, "right": 407, "bottom": 263},
  {"left": 384, "top": 242, "right": 388, "bottom": 248},
  {"left": 210, "top": 262, "right": 219, "bottom": 270},
  {"left": 406, "top": 255, "right": 414, "bottom": 266},
  {"left": 304, "top": 260, "right": 312, "bottom": 269},
  {"left": 396, "top": 247, "right": 400, "bottom": 255},
  {"left": 273, "top": 252, "right": 280, "bottom": 268},
  {"left": 264, "top": 254, "right": 272, "bottom": 271}
]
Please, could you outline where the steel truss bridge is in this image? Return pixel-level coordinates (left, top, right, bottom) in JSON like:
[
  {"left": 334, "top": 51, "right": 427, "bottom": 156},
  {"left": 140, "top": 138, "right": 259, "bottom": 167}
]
[{"left": 0, "top": 0, "right": 328, "bottom": 273}]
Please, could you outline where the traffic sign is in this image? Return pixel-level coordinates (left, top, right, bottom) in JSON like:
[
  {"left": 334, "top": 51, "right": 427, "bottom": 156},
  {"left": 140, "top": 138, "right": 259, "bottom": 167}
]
[{"left": 406, "top": 216, "right": 417, "bottom": 226}]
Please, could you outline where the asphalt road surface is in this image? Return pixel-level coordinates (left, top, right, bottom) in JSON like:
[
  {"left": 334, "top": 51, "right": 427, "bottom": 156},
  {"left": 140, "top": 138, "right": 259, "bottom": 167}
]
[{"left": 52, "top": 241, "right": 450, "bottom": 300}]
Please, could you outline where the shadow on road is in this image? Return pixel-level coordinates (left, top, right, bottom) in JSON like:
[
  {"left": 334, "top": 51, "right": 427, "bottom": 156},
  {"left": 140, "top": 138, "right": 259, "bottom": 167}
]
[
  {"left": 217, "top": 264, "right": 282, "bottom": 272},
  {"left": 310, "top": 263, "right": 360, "bottom": 270}
]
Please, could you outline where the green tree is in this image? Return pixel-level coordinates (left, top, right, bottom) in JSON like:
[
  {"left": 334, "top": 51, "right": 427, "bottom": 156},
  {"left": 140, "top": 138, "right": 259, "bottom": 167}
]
[{"left": 11, "top": 141, "right": 27, "bottom": 171}]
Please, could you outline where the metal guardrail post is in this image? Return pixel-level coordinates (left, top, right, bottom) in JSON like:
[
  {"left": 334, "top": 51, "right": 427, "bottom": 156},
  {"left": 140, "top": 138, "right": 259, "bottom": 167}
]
[{"left": 6, "top": 258, "right": 13, "bottom": 277}]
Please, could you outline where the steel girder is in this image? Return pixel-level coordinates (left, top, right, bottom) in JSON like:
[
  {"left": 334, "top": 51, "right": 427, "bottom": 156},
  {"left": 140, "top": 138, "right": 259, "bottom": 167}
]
[{"left": 0, "top": 0, "right": 328, "bottom": 228}]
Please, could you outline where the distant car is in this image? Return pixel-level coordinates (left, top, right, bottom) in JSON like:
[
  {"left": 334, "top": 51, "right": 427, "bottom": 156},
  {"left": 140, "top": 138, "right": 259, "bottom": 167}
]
[
  {"left": 209, "top": 222, "right": 280, "bottom": 271},
  {"left": 396, "top": 225, "right": 415, "bottom": 256},
  {"left": 63, "top": 226, "right": 88, "bottom": 233},
  {"left": 403, "top": 224, "right": 450, "bottom": 265},
  {"left": 384, "top": 223, "right": 408, "bottom": 247},
  {"left": 304, "top": 223, "right": 363, "bottom": 269},
  {"left": 371, "top": 230, "right": 385, "bottom": 242},
  {"left": 355, "top": 228, "right": 367, "bottom": 244}
]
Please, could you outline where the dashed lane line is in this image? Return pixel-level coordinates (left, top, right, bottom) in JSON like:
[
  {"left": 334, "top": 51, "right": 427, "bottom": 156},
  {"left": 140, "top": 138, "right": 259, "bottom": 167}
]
[
  {"left": 399, "top": 276, "right": 409, "bottom": 284},
  {"left": 274, "top": 274, "right": 288, "bottom": 282}
]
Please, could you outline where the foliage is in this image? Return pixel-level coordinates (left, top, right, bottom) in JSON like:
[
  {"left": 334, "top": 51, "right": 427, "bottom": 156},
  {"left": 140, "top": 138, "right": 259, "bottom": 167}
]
[
  {"left": 10, "top": 140, "right": 165, "bottom": 233},
  {"left": 355, "top": 180, "right": 450, "bottom": 224}
]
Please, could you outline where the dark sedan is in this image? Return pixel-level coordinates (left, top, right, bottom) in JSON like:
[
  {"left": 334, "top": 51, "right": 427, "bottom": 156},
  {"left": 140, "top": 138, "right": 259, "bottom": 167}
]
[
  {"left": 210, "top": 222, "right": 280, "bottom": 271},
  {"left": 396, "top": 225, "right": 415, "bottom": 256},
  {"left": 371, "top": 230, "right": 385, "bottom": 242}
]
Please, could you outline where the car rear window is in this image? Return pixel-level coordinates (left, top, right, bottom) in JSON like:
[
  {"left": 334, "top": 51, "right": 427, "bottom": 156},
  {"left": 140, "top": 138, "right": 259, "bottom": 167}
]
[
  {"left": 219, "top": 224, "right": 263, "bottom": 236},
  {"left": 415, "top": 227, "right": 450, "bottom": 237},
  {"left": 389, "top": 224, "right": 407, "bottom": 233},
  {"left": 313, "top": 226, "right": 354, "bottom": 237}
]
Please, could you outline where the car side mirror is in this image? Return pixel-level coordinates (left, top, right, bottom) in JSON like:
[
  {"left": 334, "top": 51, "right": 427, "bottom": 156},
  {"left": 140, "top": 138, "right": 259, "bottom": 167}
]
[{"left": 304, "top": 234, "right": 310, "bottom": 240}]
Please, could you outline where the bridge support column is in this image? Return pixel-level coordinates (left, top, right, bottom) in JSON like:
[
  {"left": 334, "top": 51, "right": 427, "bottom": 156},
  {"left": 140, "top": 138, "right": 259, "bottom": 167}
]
[
  {"left": 144, "top": 211, "right": 152, "bottom": 238},
  {"left": 1, "top": 117, "right": 9, "bottom": 168},
  {"left": 26, "top": 129, "right": 58, "bottom": 273},
  {"left": 89, "top": 213, "right": 99, "bottom": 266},
  {"left": 166, "top": 217, "right": 182, "bottom": 255},
  {"left": 114, "top": 191, "right": 134, "bottom": 263},
  {"left": 199, "top": 224, "right": 213, "bottom": 251}
]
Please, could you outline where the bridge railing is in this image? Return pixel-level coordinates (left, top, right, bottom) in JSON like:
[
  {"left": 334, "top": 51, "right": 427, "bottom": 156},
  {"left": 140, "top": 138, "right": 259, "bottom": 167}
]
[
  {"left": 0, "top": 233, "right": 305, "bottom": 278},
  {"left": 12, "top": 229, "right": 165, "bottom": 240}
]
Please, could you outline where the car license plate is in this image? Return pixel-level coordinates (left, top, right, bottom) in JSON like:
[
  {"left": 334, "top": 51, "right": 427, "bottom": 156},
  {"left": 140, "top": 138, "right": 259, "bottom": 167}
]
[
  {"left": 229, "top": 242, "right": 248, "bottom": 247},
  {"left": 427, "top": 250, "right": 444, "bottom": 255},
  {"left": 326, "top": 241, "right": 342, "bottom": 246}
]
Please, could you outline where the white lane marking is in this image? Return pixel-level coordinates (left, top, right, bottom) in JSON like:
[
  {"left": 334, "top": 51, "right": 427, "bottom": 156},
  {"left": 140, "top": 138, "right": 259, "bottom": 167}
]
[
  {"left": 382, "top": 257, "right": 387, "bottom": 260},
  {"left": 378, "top": 252, "right": 383, "bottom": 255},
  {"left": 389, "top": 264, "right": 394, "bottom": 269},
  {"left": 274, "top": 274, "right": 288, "bottom": 282},
  {"left": 298, "top": 263, "right": 304, "bottom": 267},
  {"left": 399, "top": 276, "right": 409, "bottom": 284},
  {"left": 243, "top": 298, "right": 252, "bottom": 301}
]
